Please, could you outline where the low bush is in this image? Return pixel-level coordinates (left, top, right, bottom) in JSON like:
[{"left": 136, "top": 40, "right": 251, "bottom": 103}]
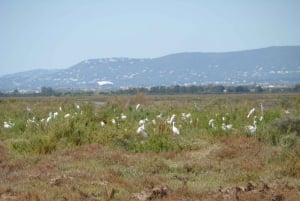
[{"left": 265, "top": 116, "right": 300, "bottom": 147}]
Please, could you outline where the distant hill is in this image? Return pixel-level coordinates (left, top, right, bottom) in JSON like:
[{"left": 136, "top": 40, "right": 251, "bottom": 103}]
[{"left": 1, "top": 46, "right": 300, "bottom": 91}]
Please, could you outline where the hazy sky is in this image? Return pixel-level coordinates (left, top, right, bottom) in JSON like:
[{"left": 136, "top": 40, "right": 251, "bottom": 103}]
[{"left": 1, "top": 0, "right": 300, "bottom": 75}]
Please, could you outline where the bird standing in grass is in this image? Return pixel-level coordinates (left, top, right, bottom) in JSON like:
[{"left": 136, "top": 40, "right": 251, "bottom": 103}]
[
  {"left": 4, "top": 121, "right": 14, "bottom": 128},
  {"left": 246, "top": 117, "right": 257, "bottom": 134},
  {"left": 222, "top": 123, "right": 233, "bottom": 131},
  {"left": 172, "top": 122, "right": 180, "bottom": 135},
  {"left": 247, "top": 108, "right": 255, "bottom": 118},
  {"left": 137, "top": 123, "right": 148, "bottom": 138},
  {"left": 208, "top": 119, "right": 216, "bottom": 129},
  {"left": 167, "top": 114, "right": 176, "bottom": 125}
]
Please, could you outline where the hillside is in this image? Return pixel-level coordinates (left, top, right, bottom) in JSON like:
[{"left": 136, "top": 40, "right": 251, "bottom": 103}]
[{"left": 1, "top": 46, "right": 300, "bottom": 91}]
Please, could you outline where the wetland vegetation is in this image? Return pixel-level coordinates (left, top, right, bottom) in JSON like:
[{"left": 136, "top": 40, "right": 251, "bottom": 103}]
[{"left": 0, "top": 93, "right": 300, "bottom": 200}]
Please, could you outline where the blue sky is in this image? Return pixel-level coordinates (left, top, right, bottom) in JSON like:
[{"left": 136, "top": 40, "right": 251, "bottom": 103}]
[{"left": 1, "top": 0, "right": 300, "bottom": 75}]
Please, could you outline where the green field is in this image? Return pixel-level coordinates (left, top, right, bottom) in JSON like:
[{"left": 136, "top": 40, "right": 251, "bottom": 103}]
[{"left": 1, "top": 93, "right": 300, "bottom": 200}]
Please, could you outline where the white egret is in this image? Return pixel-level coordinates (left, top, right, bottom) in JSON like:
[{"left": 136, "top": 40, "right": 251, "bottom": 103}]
[
  {"left": 53, "top": 112, "right": 58, "bottom": 119},
  {"left": 246, "top": 123, "right": 256, "bottom": 134},
  {"left": 172, "top": 122, "right": 180, "bottom": 135},
  {"left": 208, "top": 119, "right": 216, "bottom": 128},
  {"left": 222, "top": 123, "right": 233, "bottom": 131},
  {"left": 46, "top": 112, "right": 53, "bottom": 123},
  {"left": 221, "top": 116, "right": 232, "bottom": 131},
  {"left": 100, "top": 121, "right": 105, "bottom": 127},
  {"left": 156, "top": 113, "right": 163, "bottom": 119},
  {"left": 139, "top": 118, "right": 148, "bottom": 126},
  {"left": 137, "top": 124, "right": 148, "bottom": 138},
  {"left": 120, "top": 113, "right": 127, "bottom": 120},
  {"left": 136, "top": 104, "right": 141, "bottom": 111},
  {"left": 246, "top": 117, "right": 257, "bottom": 134},
  {"left": 260, "top": 103, "right": 264, "bottom": 116},
  {"left": 186, "top": 113, "right": 192, "bottom": 118},
  {"left": 64, "top": 113, "right": 70, "bottom": 118},
  {"left": 181, "top": 113, "right": 187, "bottom": 123},
  {"left": 4, "top": 121, "right": 13, "bottom": 128},
  {"left": 167, "top": 114, "right": 176, "bottom": 125},
  {"left": 182, "top": 113, "right": 192, "bottom": 123},
  {"left": 247, "top": 108, "right": 255, "bottom": 118},
  {"left": 26, "top": 117, "right": 39, "bottom": 127}
]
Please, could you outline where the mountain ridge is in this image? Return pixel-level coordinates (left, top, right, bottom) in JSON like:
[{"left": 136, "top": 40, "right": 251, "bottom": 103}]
[{"left": 1, "top": 46, "right": 300, "bottom": 91}]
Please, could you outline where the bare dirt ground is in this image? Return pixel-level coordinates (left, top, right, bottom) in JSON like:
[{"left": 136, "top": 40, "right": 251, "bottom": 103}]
[{"left": 1, "top": 136, "right": 299, "bottom": 201}]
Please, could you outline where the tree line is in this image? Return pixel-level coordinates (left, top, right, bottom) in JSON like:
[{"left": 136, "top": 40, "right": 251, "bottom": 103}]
[{"left": 1, "top": 84, "right": 300, "bottom": 97}]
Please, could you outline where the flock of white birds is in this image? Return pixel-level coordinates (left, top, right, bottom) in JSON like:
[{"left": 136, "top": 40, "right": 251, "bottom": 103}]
[
  {"left": 3, "top": 104, "right": 82, "bottom": 129},
  {"left": 3, "top": 102, "right": 264, "bottom": 139}
]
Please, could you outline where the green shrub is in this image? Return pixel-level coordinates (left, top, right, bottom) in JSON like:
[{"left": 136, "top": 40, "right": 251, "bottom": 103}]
[
  {"left": 265, "top": 116, "right": 300, "bottom": 147},
  {"left": 127, "top": 134, "right": 182, "bottom": 153},
  {"left": 9, "top": 139, "right": 31, "bottom": 153}
]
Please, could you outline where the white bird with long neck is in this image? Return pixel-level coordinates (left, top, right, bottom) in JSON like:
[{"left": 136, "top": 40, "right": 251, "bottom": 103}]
[
  {"left": 172, "top": 122, "right": 180, "bottom": 135},
  {"left": 156, "top": 113, "right": 163, "bottom": 119},
  {"left": 46, "top": 112, "right": 52, "bottom": 123},
  {"left": 182, "top": 113, "right": 192, "bottom": 123},
  {"left": 136, "top": 103, "right": 141, "bottom": 111},
  {"left": 246, "top": 123, "right": 256, "bottom": 134},
  {"left": 246, "top": 117, "right": 257, "bottom": 134},
  {"left": 137, "top": 123, "right": 148, "bottom": 138},
  {"left": 208, "top": 119, "right": 216, "bottom": 129},
  {"left": 260, "top": 103, "right": 264, "bottom": 116},
  {"left": 139, "top": 117, "right": 148, "bottom": 126},
  {"left": 167, "top": 114, "right": 176, "bottom": 125},
  {"left": 247, "top": 108, "right": 255, "bottom": 118},
  {"left": 53, "top": 112, "right": 58, "bottom": 119}
]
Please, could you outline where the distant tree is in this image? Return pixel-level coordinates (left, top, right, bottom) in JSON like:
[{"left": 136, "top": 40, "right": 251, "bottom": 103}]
[
  {"left": 235, "top": 86, "right": 250, "bottom": 93},
  {"left": 13, "top": 89, "right": 19, "bottom": 95},
  {"left": 41, "top": 86, "right": 55, "bottom": 96},
  {"left": 159, "top": 86, "right": 167, "bottom": 94},
  {"left": 149, "top": 86, "right": 158, "bottom": 94},
  {"left": 295, "top": 84, "right": 300, "bottom": 92},
  {"left": 214, "top": 85, "right": 225, "bottom": 93},
  {"left": 172, "top": 85, "right": 180, "bottom": 94},
  {"left": 255, "top": 86, "right": 263, "bottom": 93}
]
